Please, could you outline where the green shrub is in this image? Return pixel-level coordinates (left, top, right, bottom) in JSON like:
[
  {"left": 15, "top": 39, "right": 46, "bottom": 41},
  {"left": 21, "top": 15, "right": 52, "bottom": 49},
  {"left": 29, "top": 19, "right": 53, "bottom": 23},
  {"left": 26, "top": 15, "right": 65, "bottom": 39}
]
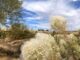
[
  {"left": 0, "top": 31, "right": 6, "bottom": 39},
  {"left": 5, "top": 23, "right": 36, "bottom": 40},
  {"left": 6, "top": 30, "right": 35, "bottom": 40}
]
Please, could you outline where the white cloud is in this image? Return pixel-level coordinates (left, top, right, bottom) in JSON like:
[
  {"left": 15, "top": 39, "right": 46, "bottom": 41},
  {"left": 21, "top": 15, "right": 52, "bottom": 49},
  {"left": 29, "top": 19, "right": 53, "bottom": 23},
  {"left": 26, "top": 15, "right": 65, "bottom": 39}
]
[
  {"left": 23, "top": 16, "right": 43, "bottom": 20},
  {"left": 22, "top": 1, "right": 51, "bottom": 30},
  {"left": 38, "top": 23, "right": 50, "bottom": 28},
  {"left": 73, "top": 0, "right": 78, "bottom": 1},
  {"left": 61, "top": 10, "right": 77, "bottom": 17},
  {"left": 29, "top": 23, "right": 50, "bottom": 29},
  {"left": 22, "top": 1, "right": 51, "bottom": 13},
  {"left": 49, "top": 0, "right": 80, "bottom": 30},
  {"left": 22, "top": 0, "right": 80, "bottom": 30}
]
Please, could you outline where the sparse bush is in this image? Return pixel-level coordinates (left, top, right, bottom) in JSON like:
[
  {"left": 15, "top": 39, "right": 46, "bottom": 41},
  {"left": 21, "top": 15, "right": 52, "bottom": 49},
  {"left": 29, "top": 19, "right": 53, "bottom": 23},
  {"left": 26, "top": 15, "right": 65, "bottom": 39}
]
[
  {"left": 5, "top": 23, "right": 36, "bottom": 40},
  {"left": 6, "top": 30, "right": 35, "bottom": 40},
  {"left": 0, "top": 30, "right": 6, "bottom": 39}
]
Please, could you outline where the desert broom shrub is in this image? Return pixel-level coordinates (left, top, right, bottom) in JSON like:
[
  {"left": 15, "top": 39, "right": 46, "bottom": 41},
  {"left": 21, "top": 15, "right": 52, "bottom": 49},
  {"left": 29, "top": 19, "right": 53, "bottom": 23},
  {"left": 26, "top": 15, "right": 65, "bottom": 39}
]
[
  {"left": 50, "top": 16, "right": 67, "bottom": 33},
  {"left": 54, "top": 34, "right": 71, "bottom": 60},
  {"left": 21, "top": 32, "right": 80, "bottom": 60},
  {"left": 67, "top": 33, "right": 80, "bottom": 60},
  {"left": 53, "top": 33, "right": 80, "bottom": 60},
  {"left": 21, "top": 33, "right": 62, "bottom": 60}
]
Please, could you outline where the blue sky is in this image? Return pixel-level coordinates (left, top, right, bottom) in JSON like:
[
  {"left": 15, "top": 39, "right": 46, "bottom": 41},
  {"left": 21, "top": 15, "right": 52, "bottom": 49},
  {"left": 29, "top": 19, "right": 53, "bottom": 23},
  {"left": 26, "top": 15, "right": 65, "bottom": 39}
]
[{"left": 22, "top": 0, "right": 80, "bottom": 31}]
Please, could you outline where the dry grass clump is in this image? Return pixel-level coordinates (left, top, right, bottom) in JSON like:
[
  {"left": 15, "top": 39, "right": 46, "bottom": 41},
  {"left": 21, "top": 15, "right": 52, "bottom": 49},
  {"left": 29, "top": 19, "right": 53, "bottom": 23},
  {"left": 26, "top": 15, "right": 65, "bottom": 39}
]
[
  {"left": 21, "top": 33, "right": 62, "bottom": 60},
  {"left": 54, "top": 33, "right": 80, "bottom": 60}
]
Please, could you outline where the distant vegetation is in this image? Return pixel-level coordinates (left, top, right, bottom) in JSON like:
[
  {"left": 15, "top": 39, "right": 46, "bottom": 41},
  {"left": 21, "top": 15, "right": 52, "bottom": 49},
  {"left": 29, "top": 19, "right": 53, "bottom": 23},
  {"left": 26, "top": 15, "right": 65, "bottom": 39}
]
[{"left": 0, "top": 27, "right": 36, "bottom": 40}]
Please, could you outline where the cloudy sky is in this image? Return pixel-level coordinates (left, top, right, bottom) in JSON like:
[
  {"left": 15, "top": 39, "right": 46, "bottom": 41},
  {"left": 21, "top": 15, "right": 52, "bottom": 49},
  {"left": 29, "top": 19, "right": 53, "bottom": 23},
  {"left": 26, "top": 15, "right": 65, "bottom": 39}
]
[{"left": 22, "top": 0, "right": 80, "bottom": 31}]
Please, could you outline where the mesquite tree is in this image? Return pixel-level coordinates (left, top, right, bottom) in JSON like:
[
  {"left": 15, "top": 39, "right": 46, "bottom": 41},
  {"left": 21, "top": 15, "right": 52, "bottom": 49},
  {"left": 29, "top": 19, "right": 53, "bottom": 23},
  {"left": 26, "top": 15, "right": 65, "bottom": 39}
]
[{"left": 0, "top": 0, "right": 22, "bottom": 23}]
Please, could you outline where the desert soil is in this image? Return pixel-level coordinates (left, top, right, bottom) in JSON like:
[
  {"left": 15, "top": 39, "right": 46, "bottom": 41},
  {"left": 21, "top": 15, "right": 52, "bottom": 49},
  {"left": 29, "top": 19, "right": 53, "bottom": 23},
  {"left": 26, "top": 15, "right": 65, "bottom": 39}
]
[{"left": 0, "top": 56, "right": 20, "bottom": 60}]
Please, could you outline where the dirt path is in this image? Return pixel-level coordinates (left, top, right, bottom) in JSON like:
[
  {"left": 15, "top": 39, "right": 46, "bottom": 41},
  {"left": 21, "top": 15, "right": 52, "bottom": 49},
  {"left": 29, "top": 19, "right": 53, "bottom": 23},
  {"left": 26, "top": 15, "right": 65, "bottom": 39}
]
[{"left": 0, "top": 56, "right": 20, "bottom": 60}]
